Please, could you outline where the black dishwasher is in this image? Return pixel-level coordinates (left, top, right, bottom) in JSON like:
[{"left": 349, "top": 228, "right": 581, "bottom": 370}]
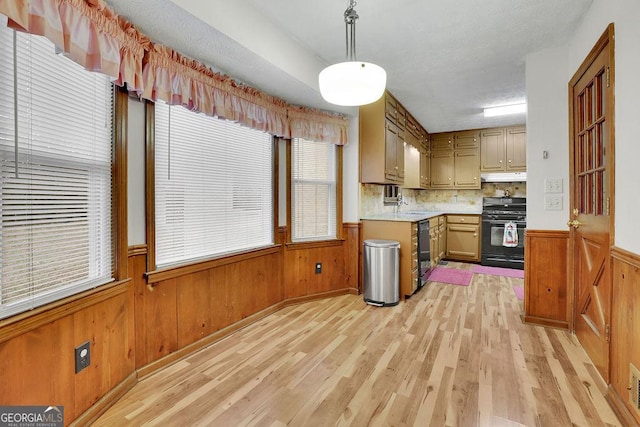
[{"left": 417, "top": 219, "right": 432, "bottom": 289}]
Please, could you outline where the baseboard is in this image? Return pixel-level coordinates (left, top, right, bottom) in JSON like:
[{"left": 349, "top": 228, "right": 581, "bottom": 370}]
[
  {"left": 606, "top": 384, "right": 640, "bottom": 427},
  {"left": 70, "top": 372, "right": 137, "bottom": 427},
  {"left": 523, "top": 315, "right": 569, "bottom": 330}
]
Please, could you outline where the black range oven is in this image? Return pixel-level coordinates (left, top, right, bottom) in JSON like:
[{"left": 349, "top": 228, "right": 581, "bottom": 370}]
[{"left": 481, "top": 197, "right": 526, "bottom": 270}]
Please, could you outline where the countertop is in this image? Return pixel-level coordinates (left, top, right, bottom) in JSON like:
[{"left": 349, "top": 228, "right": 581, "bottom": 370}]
[{"left": 360, "top": 209, "right": 482, "bottom": 222}]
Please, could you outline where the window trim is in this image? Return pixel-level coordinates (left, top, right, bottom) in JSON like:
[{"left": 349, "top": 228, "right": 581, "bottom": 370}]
[
  {"left": 144, "top": 101, "right": 280, "bottom": 274},
  {"left": 285, "top": 139, "right": 343, "bottom": 246}
]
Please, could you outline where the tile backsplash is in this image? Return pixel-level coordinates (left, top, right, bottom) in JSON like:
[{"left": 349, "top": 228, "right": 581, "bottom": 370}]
[{"left": 360, "top": 183, "right": 527, "bottom": 217}]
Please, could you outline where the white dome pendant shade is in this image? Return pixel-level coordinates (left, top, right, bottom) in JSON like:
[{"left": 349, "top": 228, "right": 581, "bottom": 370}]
[
  {"left": 319, "top": 0, "right": 386, "bottom": 107},
  {"left": 319, "top": 61, "right": 386, "bottom": 107}
]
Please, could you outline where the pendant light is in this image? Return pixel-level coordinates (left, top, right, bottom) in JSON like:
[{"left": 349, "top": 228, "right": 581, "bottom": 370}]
[{"left": 318, "top": 0, "right": 386, "bottom": 107}]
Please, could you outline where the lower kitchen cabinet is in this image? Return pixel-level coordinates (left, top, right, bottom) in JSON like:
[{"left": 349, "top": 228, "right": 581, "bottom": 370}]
[
  {"left": 362, "top": 220, "right": 418, "bottom": 299},
  {"left": 429, "top": 215, "right": 447, "bottom": 267},
  {"left": 446, "top": 214, "right": 481, "bottom": 262}
]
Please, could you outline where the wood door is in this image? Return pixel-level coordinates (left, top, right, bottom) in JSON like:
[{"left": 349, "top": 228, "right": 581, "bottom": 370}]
[{"left": 569, "top": 25, "right": 614, "bottom": 382}]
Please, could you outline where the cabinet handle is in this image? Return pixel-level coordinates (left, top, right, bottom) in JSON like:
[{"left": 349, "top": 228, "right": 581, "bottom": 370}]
[
  {"left": 461, "top": 218, "right": 465, "bottom": 222},
  {"left": 474, "top": 138, "right": 477, "bottom": 142},
  {"left": 474, "top": 233, "right": 477, "bottom": 237},
  {"left": 474, "top": 177, "right": 477, "bottom": 180},
  {"left": 499, "top": 160, "right": 503, "bottom": 163},
  {"left": 448, "top": 177, "right": 452, "bottom": 181},
  {"left": 508, "top": 159, "right": 512, "bottom": 163}
]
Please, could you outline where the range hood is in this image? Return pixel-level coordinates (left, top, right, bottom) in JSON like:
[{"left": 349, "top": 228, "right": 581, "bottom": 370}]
[{"left": 481, "top": 172, "right": 527, "bottom": 182}]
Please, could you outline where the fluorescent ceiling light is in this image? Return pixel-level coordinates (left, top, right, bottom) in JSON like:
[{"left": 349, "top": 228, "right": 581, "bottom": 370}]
[{"left": 483, "top": 103, "right": 527, "bottom": 117}]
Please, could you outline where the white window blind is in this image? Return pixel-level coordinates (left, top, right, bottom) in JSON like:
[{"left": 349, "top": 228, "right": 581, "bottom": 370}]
[
  {"left": 154, "top": 101, "right": 273, "bottom": 267},
  {"left": 0, "top": 26, "right": 114, "bottom": 320},
  {"left": 292, "top": 138, "right": 336, "bottom": 241}
]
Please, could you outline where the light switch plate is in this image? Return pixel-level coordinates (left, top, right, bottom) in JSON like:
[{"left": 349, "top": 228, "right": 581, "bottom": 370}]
[
  {"left": 545, "top": 178, "right": 563, "bottom": 193},
  {"left": 545, "top": 195, "right": 563, "bottom": 210}
]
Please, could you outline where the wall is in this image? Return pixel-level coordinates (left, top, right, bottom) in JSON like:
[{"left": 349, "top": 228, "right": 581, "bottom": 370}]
[
  {"left": 525, "top": 45, "right": 570, "bottom": 230},
  {"left": 526, "top": 0, "right": 640, "bottom": 253}
]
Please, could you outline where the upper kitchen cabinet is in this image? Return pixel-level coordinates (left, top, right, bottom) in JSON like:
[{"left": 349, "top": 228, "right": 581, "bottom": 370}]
[
  {"left": 360, "top": 92, "right": 429, "bottom": 185},
  {"left": 480, "top": 126, "right": 526, "bottom": 172},
  {"left": 360, "top": 92, "right": 406, "bottom": 184},
  {"left": 453, "top": 130, "right": 480, "bottom": 150},
  {"left": 430, "top": 130, "right": 481, "bottom": 189},
  {"left": 403, "top": 113, "right": 430, "bottom": 189},
  {"left": 431, "top": 133, "right": 454, "bottom": 151},
  {"left": 505, "top": 126, "right": 526, "bottom": 171}
]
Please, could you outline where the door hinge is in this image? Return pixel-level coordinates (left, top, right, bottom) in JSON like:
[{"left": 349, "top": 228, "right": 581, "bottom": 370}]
[
  {"left": 606, "top": 197, "right": 610, "bottom": 216},
  {"left": 606, "top": 324, "right": 611, "bottom": 342},
  {"left": 606, "top": 67, "right": 611, "bottom": 88}
]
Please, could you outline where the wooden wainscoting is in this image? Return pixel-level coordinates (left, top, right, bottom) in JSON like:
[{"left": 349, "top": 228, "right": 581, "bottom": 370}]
[
  {"left": 0, "top": 280, "right": 135, "bottom": 424},
  {"left": 524, "top": 230, "right": 570, "bottom": 329},
  {"left": 608, "top": 246, "right": 640, "bottom": 426},
  {"left": 343, "top": 222, "right": 361, "bottom": 294},
  {"left": 135, "top": 247, "right": 284, "bottom": 372}
]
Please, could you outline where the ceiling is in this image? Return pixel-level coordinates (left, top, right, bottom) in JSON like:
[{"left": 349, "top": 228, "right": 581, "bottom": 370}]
[{"left": 104, "top": 0, "right": 593, "bottom": 133}]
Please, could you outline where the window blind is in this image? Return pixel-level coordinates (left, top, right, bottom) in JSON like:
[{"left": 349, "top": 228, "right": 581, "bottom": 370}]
[
  {"left": 154, "top": 102, "right": 273, "bottom": 268},
  {"left": 0, "top": 27, "right": 114, "bottom": 319},
  {"left": 292, "top": 138, "right": 337, "bottom": 241}
]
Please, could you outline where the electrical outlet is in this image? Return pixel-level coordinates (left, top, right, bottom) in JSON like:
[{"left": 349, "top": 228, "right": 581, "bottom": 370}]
[
  {"left": 545, "top": 178, "right": 563, "bottom": 193},
  {"left": 545, "top": 195, "right": 563, "bottom": 211},
  {"left": 75, "top": 341, "right": 91, "bottom": 374},
  {"left": 315, "top": 262, "right": 322, "bottom": 274}
]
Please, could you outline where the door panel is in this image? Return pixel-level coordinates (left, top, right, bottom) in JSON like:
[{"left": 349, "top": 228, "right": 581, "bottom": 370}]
[{"left": 569, "top": 26, "right": 614, "bottom": 382}]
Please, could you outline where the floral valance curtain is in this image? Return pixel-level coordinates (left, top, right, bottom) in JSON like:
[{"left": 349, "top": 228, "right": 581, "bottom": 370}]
[{"left": 0, "top": 0, "right": 349, "bottom": 145}]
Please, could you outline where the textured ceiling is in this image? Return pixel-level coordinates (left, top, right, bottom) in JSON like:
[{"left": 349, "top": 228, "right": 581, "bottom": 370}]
[{"left": 105, "top": 0, "right": 593, "bottom": 133}]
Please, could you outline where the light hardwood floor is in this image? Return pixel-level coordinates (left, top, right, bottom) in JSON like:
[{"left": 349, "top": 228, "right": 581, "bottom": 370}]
[{"left": 93, "top": 262, "right": 621, "bottom": 426}]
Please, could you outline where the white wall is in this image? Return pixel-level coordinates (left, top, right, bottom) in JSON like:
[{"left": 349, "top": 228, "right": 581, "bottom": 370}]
[
  {"left": 525, "top": 0, "right": 640, "bottom": 254},
  {"left": 127, "top": 97, "right": 146, "bottom": 246},
  {"left": 525, "top": 46, "right": 570, "bottom": 230},
  {"left": 343, "top": 116, "right": 360, "bottom": 223}
]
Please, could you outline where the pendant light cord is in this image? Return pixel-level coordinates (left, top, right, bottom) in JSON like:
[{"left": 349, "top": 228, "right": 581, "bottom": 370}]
[{"left": 344, "top": 0, "right": 359, "bottom": 61}]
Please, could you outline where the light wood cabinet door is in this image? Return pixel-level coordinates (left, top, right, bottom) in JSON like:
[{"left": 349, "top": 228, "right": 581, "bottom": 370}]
[
  {"left": 454, "top": 130, "right": 480, "bottom": 149},
  {"left": 384, "top": 121, "right": 401, "bottom": 182},
  {"left": 431, "top": 133, "right": 454, "bottom": 151},
  {"left": 446, "top": 215, "right": 480, "bottom": 262},
  {"left": 430, "top": 151, "right": 454, "bottom": 188},
  {"left": 480, "top": 128, "right": 506, "bottom": 171},
  {"left": 429, "top": 217, "right": 439, "bottom": 267},
  {"left": 420, "top": 148, "right": 430, "bottom": 188},
  {"left": 438, "top": 217, "right": 447, "bottom": 261},
  {"left": 396, "top": 129, "right": 405, "bottom": 179},
  {"left": 453, "top": 149, "right": 480, "bottom": 188},
  {"left": 506, "top": 126, "right": 526, "bottom": 171}
]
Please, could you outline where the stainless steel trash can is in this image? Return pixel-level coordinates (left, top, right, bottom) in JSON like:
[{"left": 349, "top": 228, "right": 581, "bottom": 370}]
[{"left": 363, "top": 239, "right": 400, "bottom": 306}]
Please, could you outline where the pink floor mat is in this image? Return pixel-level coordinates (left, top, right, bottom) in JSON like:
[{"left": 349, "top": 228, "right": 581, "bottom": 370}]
[
  {"left": 426, "top": 267, "right": 473, "bottom": 286},
  {"left": 471, "top": 265, "right": 524, "bottom": 278},
  {"left": 512, "top": 285, "right": 525, "bottom": 301}
]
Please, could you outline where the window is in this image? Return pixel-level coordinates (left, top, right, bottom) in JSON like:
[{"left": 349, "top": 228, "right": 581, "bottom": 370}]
[
  {"left": 0, "top": 27, "right": 114, "bottom": 319},
  {"left": 291, "top": 138, "right": 337, "bottom": 241},
  {"left": 153, "top": 101, "right": 274, "bottom": 268}
]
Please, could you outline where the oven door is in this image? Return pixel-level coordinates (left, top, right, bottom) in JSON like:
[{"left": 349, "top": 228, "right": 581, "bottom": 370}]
[{"left": 481, "top": 218, "right": 526, "bottom": 269}]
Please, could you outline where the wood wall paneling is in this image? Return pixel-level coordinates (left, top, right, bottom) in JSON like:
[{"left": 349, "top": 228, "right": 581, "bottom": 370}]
[
  {"left": 609, "top": 247, "right": 640, "bottom": 426},
  {"left": 0, "top": 284, "right": 134, "bottom": 423},
  {"left": 283, "top": 242, "right": 346, "bottom": 299},
  {"left": 524, "top": 230, "right": 570, "bottom": 328},
  {"left": 343, "top": 223, "right": 361, "bottom": 293}
]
